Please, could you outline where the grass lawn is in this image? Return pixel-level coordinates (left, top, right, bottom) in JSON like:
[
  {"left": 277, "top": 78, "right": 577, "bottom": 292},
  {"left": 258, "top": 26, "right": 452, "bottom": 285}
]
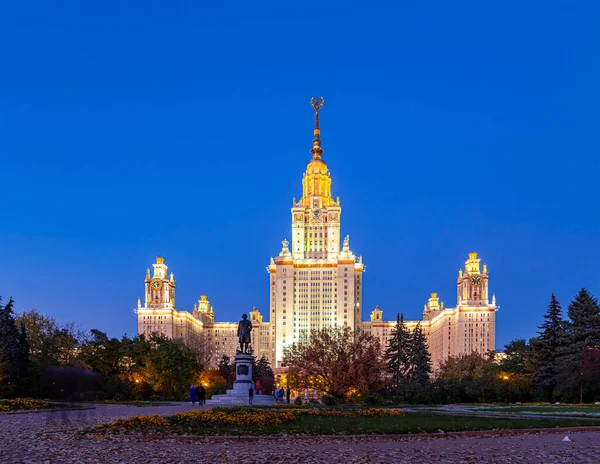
[
  {"left": 92, "top": 412, "right": 600, "bottom": 436},
  {"left": 205, "top": 413, "right": 600, "bottom": 435},
  {"left": 478, "top": 406, "right": 600, "bottom": 415}
]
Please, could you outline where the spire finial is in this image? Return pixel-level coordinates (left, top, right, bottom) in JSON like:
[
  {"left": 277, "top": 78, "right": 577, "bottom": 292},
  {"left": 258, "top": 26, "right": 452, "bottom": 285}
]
[{"left": 310, "top": 96, "right": 324, "bottom": 159}]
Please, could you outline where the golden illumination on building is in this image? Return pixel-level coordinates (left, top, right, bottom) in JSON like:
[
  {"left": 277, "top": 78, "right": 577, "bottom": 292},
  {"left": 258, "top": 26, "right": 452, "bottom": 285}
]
[
  {"left": 427, "top": 292, "right": 440, "bottom": 310},
  {"left": 135, "top": 98, "right": 498, "bottom": 372}
]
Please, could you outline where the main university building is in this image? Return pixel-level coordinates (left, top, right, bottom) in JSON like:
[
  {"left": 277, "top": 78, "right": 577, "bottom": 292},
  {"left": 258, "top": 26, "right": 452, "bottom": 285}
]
[{"left": 136, "top": 99, "right": 498, "bottom": 370}]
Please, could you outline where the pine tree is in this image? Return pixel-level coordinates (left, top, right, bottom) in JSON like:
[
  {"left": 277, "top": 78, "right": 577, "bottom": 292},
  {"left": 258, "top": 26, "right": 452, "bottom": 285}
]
[
  {"left": 0, "top": 297, "right": 30, "bottom": 395},
  {"left": 555, "top": 289, "right": 600, "bottom": 400},
  {"left": 530, "top": 294, "right": 565, "bottom": 399},
  {"left": 566, "top": 288, "right": 600, "bottom": 348},
  {"left": 407, "top": 322, "right": 432, "bottom": 387},
  {"left": 385, "top": 313, "right": 411, "bottom": 394}
]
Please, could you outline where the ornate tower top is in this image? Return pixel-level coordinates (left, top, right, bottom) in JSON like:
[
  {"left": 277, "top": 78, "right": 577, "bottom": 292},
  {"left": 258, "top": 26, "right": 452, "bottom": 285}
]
[
  {"left": 300, "top": 96, "right": 334, "bottom": 208},
  {"left": 152, "top": 256, "right": 168, "bottom": 279},
  {"left": 370, "top": 305, "right": 383, "bottom": 322},
  {"left": 310, "top": 96, "right": 324, "bottom": 160},
  {"left": 427, "top": 292, "right": 440, "bottom": 310},
  {"left": 464, "top": 252, "right": 481, "bottom": 275}
]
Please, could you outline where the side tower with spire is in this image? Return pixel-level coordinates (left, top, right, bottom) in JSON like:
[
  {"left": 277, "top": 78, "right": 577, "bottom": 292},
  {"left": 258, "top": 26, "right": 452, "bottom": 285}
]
[
  {"left": 366, "top": 251, "right": 498, "bottom": 371},
  {"left": 268, "top": 97, "right": 365, "bottom": 367}
]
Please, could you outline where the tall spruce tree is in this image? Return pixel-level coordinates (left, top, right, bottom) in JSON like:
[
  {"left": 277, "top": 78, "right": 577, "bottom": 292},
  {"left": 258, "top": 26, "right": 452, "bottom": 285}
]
[
  {"left": 0, "top": 297, "right": 30, "bottom": 395},
  {"left": 530, "top": 294, "right": 565, "bottom": 399},
  {"left": 407, "top": 322, "right": 432, "bottom": 387},
  {"left": 555, "top": 289, "right": 600, "bottom": 400},
  {"left": 566, "top": 289, "right": 600, "bottom": 347},
  {"left": 385, "top": 313, "right": 411, "bottom": 394}
]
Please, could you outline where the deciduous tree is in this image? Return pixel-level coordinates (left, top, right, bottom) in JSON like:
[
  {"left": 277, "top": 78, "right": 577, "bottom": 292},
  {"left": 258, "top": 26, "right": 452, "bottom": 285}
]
[
  {"left": 217, "top": 355, "right": 235, "bottom": 386},
  {"left": 500, "top": 339, "right": 532, "bottom": 375},
  {"left": 283, "top": 326, "right": 385, "bottom": 398},
  {"left": 143, "top": 334, "right": 200, "bottom": 398}
]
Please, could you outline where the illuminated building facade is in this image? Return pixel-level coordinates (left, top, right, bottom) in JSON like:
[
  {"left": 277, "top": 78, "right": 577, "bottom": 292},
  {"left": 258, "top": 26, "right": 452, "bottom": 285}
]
[
  {"left": 136, "top": 99, "right": 497, "bottom": 370},
  {"left": 136, "top": 259, "right": 273, "bottom": 367},
  {"left": 267, "top": 96, "right": 364, "bottom": 366},
  {"left": 363, "top": 252, "right": 497, "bottom": 369}
]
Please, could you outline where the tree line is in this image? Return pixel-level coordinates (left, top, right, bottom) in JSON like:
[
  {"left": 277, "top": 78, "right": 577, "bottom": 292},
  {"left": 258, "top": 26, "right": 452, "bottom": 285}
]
[
  {"left": 2, "top": 287, "right": 598, "bottom": 403},
  {"left": 0, "top": 297, "right": 277, "bottom": 401},
  {"left": 282, "top": 288, "right": 600, "bottom": 404},
  {"left": 0, "top": 300, "right": 198, "bottom": 400}
]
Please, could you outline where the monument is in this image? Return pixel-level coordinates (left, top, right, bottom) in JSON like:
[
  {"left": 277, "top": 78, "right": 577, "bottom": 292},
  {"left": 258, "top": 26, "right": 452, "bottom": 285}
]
[
  {"left": 205, "top": 313, "right": 274, "bottom": 405},
  {"left": 237, "top": 313, "right": 252, "bottom": 353}
]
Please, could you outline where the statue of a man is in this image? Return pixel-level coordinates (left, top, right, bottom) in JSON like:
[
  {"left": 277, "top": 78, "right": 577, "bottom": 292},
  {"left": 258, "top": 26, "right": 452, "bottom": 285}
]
[{"left": 237, "top": 313, "right": 253, "bottom": 353}]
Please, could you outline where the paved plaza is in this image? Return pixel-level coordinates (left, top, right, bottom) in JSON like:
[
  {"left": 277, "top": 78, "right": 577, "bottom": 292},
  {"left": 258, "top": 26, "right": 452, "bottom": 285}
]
[{"left": 2, "top": 404, "right": 600, "bottom": 463}]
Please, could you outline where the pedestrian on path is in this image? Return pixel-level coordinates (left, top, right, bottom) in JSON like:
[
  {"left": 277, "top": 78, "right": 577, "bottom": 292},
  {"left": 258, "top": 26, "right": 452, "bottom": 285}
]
[
  {"left": 286, "top": 386, "right": 291, "bottom": 404},
  {"left": 190, "top": 384, "right": 197, "bottom": 405},
  {"left": 248, "top": 387, "right": 254, "bottom": 405},
  {"left": 196, "top": 385, "right": 206, "bottom": 405}
]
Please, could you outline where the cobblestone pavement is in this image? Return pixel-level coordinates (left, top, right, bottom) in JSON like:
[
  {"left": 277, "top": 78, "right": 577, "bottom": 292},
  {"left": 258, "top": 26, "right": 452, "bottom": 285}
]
[{"left": 2, "top": 404, "right": 600, "bottom": 463}]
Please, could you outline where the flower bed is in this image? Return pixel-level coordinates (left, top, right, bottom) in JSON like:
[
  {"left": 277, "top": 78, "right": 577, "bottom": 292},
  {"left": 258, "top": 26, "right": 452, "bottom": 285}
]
[
  {"left": 0, "top": 398, "right": 52, "bottom": 412},
  {"left": 86, "top": 407, "right": 405, "bottom": 435}
]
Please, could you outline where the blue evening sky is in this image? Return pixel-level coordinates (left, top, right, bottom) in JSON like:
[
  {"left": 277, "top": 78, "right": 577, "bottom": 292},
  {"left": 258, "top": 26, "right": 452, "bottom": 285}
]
[{"left": 1, "top": 1, "right": 599, "bottom": 349}]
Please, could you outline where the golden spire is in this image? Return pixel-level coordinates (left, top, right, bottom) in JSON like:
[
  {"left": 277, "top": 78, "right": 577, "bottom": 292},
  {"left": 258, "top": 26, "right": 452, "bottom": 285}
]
[
  {"left": 310, "top": 96, "right": 324, "bottom": 160},
  {"left": 301, "top": 96, "right": 333, "bottom": 207}
]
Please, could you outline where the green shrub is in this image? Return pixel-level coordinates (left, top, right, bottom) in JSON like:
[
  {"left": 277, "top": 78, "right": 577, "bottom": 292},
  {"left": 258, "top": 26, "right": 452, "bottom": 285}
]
[
  {"left": 309, "top": 398, "right": 320, "bottom": 405},
  {"left": 348, "top": 389, "right": 367, "bottom": 404},
  {"left": 364, "top": 391, "right": 383, "bottom": 405},
  {"left": 321, "top": 394, "right": 338, "bottom": 406},
  {"left": 383, "top": 395, "right": 404, "bottom": 405}
]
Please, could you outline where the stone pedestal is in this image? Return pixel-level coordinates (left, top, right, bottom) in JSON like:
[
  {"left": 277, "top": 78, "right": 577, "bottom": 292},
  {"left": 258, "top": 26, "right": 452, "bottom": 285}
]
[
  {"left": 205, "top": 352, "right": 274, "bottom": 406},
  {"left": 232, "top": 352, "right": 253, "bottom": 390}
]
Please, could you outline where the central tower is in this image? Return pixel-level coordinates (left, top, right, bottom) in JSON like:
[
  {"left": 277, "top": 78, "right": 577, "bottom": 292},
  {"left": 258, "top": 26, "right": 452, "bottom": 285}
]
[
  {"left": 269, "top": 97, "right": 364, "bottom": 367},
  {"left": 290, "top": 96, "right": 342, "bottom": 260}
]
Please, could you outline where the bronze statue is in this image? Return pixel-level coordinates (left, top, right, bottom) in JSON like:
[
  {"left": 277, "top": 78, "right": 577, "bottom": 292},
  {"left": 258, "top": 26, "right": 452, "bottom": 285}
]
[{"left": 237, "top": 313, "right": 253, "bottom": 353}]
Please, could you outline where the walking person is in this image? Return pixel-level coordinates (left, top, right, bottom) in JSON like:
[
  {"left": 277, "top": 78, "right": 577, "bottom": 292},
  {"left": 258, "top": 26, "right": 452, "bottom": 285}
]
[
  {"left": 248, "top": 387, "right": 254, "bottom": 405},
  {"left": 189, "top": 384, "right": 197, "bottom": 405},
  {"left": 286, "top": 386, "right": 291, "bottom": 404},
  {"left": 279, "top": 387, "right": 285, "bottom": 404},
  {"left": 196, "top": 384, "right": 206, "bottom": 406}
]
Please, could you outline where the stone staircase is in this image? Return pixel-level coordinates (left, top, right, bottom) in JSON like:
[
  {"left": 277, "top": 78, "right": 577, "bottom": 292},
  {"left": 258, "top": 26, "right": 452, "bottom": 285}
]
[{"left": 205, "top": 389, "right": 275, "bottom": 406}]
